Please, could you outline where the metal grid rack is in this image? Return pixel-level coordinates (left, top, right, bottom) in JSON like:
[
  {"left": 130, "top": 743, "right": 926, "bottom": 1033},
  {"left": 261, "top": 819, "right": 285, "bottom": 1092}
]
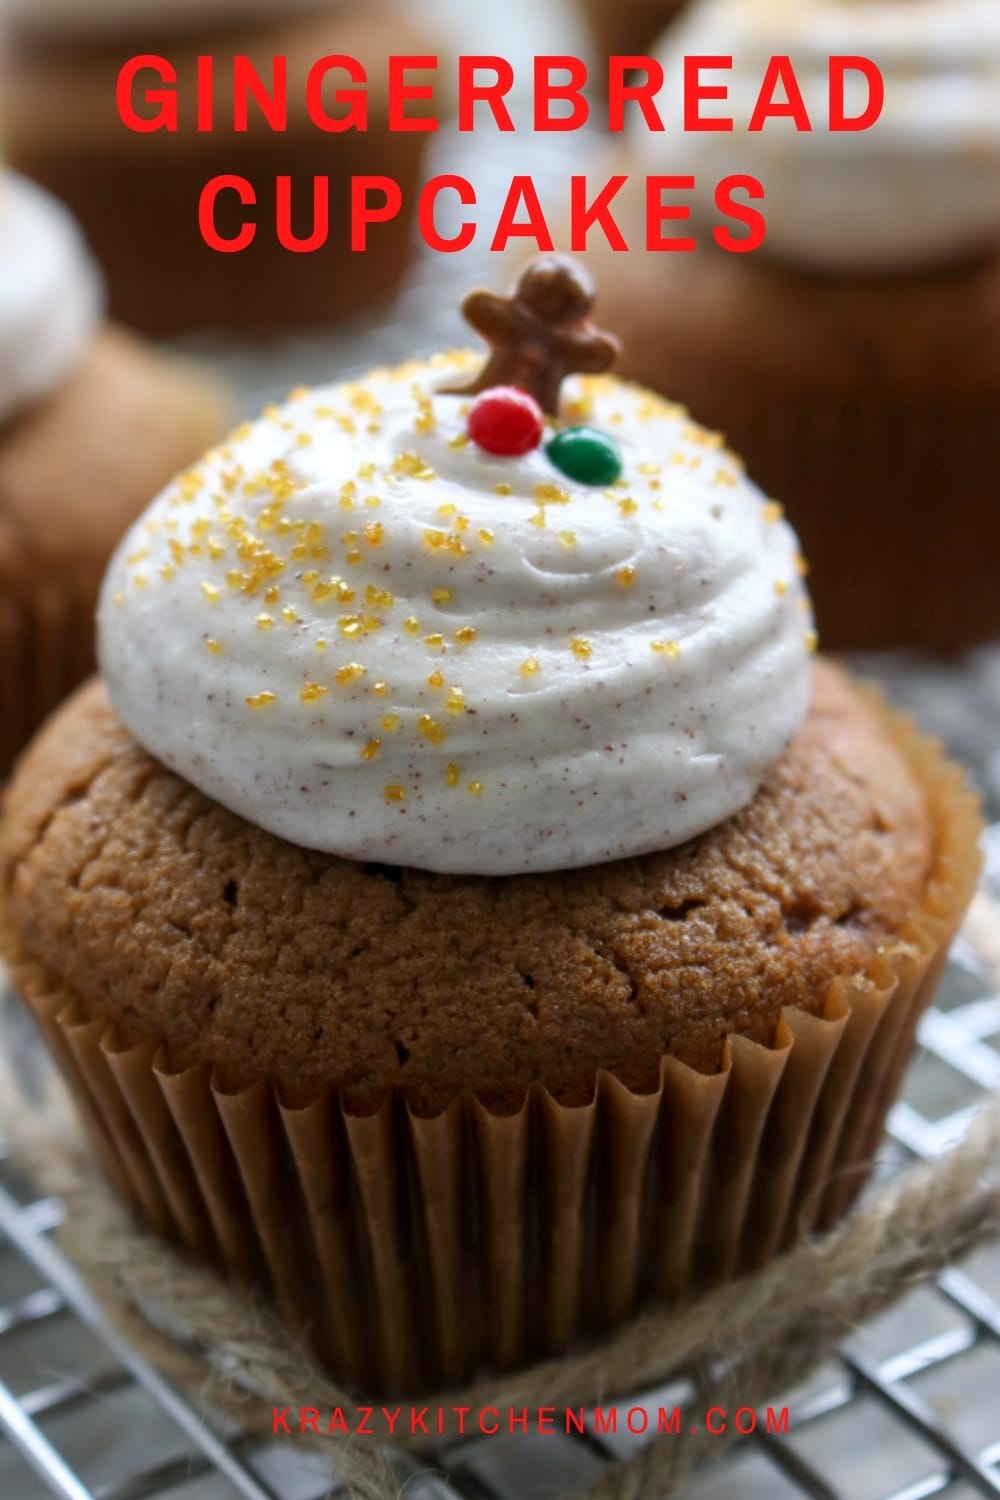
[{"left": 0, "top": 818, "right": 998, "bottom": 1500}]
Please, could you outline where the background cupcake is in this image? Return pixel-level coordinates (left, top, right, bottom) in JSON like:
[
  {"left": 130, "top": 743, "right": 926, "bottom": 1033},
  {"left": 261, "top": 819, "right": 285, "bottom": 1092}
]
[
  {"left": 579, "top": 0, "right": 688, "bottom": 65},
  {"left": 0, "top": 263, "right": 981, "bottom": 1394},
  {"left": 0, "top": 0, "right": 441, "bottom": 335},
  {"left": 576, "top": 0, "right": 1000, "bottom": 650},
  {"left": 0, "top": 168, "right": 227, "bottom": 775}
]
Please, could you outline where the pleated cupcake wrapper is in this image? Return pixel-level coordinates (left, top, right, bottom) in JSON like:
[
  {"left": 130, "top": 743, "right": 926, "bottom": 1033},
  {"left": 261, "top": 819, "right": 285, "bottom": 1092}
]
[
  {"left": 4, "top": 702, "right": 982, "bottom": 1397},
  {"left": 0, "top": 583, "right": 96, "bottom": 780}
]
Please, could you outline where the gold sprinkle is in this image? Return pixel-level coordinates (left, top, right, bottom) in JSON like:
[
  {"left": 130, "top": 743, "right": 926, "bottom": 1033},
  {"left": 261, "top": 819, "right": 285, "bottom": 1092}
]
[
  {"left": 200, "top": 582, "right": 220, "bottom": 603},
  {"left": 113, "top": 592, "right": 125, "bottom": 606},
  {"left": 392, "top": 451, "right": 436, "bottom": 481},
  {"left": 651, "top": 639, "right": 682, "bottom": 658},
  {"left": 383, "top": 784, "right": 406, "bottom": 803},
  {"left": 535, "top": 482, "right": 571, "bottom": 505},
  {"left": 448, "top": 432, "right": 469, "bottom": 450},
  {"left": 360, "top": 739, "right": 382, "bottom": 761},
  {"left": 467, "top": 780, "right": 483, "bottom": 797},
  {"left": 335, "top": 662, "right": 366, "bottom": 685},
  {"left": 763, "top": 501, "right": 784, "bottom": 524},
  {"left": 282, "top": 607, "right": 298, "bottom": 623},
  {"left": 445, "top": 687, "right": 465, "bottom": 713},
  {"left": 559, "top": 530, "right": 577, "bottom": 547},
  {"left": 455, "top": 626, "right": 477, "bottom": 645},
  {"left": 618, "top": 498, "right": 638, "bottom": 517},
  {"left": 424, "top": 633, "right": 445, "bottom": 649},
  {"left": 418, "top": 714, "right": 445, "bottom": 744},
  {"left": 520, "top": 657, "right": 540, "bottom": 677},
  {"left": 380, "top": 713, "right": 401, "bottom": 732},
  {"left": 364, "top": 521, "right": 385, "bottom": 547},
  {"left": 495, "top": 482, "right": 513, "bottom": 496},
  {"left": 437, "top": 503, "right": 458, "bottom": 518},
  {"left": 805, "top": 629, "right": 819, "bottom": 653},
  {"left": 531, "top": 510, "right": 547, "bottom": 529},
  {"left": 795, "top": 555, "right": 809, "bottom": 577},
  {"left": 571, "top": 637, "right": 592, "bottom": 660},
  {"left": 616, "top": 566, "right": 636, "bottom": 588},
  {"left": 774, "top": 579, "right": 788, "bottom": 598},
  {"left": 300, "top": 682, "right": 328, "bottom": 704},
  {"left": 404, "top": 617, "right": 421, "bottom": 635},
  {"left": 316, "top": 639, "right": 328, "bottom": 653},
  {"left": 445, "top": 763, "right": 461, "bottom": 788},
  {"left": 204, "top": 638, "right": 222, "bottom": 655},
  {"left": 246, "top": 691, "right": 276, "bottom": 709},
  {"left": 373, "top": 680, "right": 388, "bottom": 696},
  {"left": 432, "top": 588, "right": 453, "bottom": 605},
  {"left": 427, "top": 669, "right": 445, "bottom": 689},
  {"left": 256, "top": 614, "right": 274, "bottom": 631},
  {"left": 345, "top": 548, "right": 362, "bottom": 566},
  {"left": 477, "top": 528, "right": 495, "bottom": 545},
  {"left": 265, "top": 585, "right": 281, "bottom": 605}
]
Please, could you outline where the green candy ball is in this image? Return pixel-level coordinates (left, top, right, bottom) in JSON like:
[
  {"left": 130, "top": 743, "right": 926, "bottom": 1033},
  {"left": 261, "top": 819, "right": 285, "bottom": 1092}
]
[{"left": 546, "top": 426, "right": 623, "bottom": 487}]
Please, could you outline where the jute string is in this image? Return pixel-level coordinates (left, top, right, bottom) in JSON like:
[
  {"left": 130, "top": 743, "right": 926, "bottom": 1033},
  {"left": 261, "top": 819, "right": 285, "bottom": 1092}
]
[{"left": 1, "top": 1058, "right": 998, "bottom": 1500}]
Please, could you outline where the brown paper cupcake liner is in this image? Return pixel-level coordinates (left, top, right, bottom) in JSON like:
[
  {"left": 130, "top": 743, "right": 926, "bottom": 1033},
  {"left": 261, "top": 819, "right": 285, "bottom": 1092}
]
[
  {"left": 0, "top": 581, "right": 98, "bottom": 782},
  {"left": 2, "top": 701, "right": 982, "bottom": 1397}
]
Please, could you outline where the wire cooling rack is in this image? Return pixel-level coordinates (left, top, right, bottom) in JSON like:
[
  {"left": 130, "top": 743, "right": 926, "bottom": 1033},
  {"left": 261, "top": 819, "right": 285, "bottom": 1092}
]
[{"left": 0, "top": 804, "right": 998, "bottom": 1500}]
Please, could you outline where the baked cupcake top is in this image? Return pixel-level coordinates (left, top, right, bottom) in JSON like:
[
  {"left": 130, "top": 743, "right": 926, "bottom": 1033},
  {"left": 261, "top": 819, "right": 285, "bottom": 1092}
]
[
  {"left": 0, "top": 173, "right": 102, "bottom": 426},
  {"left": 637, "top": 0, "right": 1000, "bottom": 270},
  {"left": 98, "top": 257, "right": 814, "bottom": 876}
]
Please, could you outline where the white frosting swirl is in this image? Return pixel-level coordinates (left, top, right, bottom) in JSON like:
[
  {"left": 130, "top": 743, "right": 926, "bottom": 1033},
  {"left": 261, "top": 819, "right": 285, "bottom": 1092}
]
[
  {"left": 5, "top": 0, "right": 340, "bottom": 37},
  {"left": 98, "top": 356, "right": 814, "bottom": 875},
  {"left": 637, "top": 0, "right": 1000, "bottom": 270},
  {"left": 0, "top": 174, "right": 102, "bottom": 426}
]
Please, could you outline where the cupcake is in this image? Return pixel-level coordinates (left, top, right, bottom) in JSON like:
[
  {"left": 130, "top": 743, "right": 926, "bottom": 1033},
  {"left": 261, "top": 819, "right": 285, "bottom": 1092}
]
[
  {"left": 0, "top": 0, "right": 439, "bottom": 335},
  {"left": 0, "top": 169, "right": 227, "bottom": 776},
  {"left": 577, "top": 0, "right": 1000, "bottom": 650},
  {"left": 0, "top": 258, "right": 981, "bottom": 1396}
]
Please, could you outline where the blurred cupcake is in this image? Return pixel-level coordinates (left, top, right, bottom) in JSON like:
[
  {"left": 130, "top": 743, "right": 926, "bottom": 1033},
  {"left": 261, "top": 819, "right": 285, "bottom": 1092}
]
[
  {"left": 579, "top": 0, "right": 1000, "bottom": 649},
  {"left": 580, "top": 0, "right": 688, "bottom": 62},
  {"left": 0, "top": 0, "right": 439, "bottom": 335},
  {"left": 0, "top": 259, "right": 981, "bottom": 1395},
  {"left": 0, "top": 169, "right": 227, "bottom": 775}
]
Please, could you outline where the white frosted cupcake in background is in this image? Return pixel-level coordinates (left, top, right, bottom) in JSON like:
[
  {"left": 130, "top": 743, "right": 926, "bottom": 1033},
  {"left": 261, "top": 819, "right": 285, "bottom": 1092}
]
[
  {"left": 577, "top": 0, "right": 1000, "bottom": 649},
  {"left": 0, "top": 0, "right": 442, "bottom": 334},
  {"left": 0, "top": 169, "right": 227, "bottom": 773}
]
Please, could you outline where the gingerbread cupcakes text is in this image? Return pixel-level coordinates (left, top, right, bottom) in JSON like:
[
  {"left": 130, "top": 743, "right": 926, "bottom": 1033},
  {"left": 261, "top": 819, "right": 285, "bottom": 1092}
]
[{"left": 115, "top": 51, "right": 886, "bottom": 257}]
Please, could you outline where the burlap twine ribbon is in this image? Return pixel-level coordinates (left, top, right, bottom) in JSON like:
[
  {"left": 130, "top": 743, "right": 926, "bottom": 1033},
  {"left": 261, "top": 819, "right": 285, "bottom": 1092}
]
[{"left": 2, "top": 891, "right": 1000, "bottom": 1500}]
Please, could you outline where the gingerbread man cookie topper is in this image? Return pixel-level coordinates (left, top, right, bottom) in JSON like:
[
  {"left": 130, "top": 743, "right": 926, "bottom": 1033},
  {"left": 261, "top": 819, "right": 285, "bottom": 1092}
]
[{"left": 442, "top": 254, "right": 621, "bottom": 417}]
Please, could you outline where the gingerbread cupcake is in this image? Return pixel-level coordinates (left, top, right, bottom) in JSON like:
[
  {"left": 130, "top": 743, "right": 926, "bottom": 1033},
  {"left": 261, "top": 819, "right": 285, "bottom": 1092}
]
[
  {"left": 0, "top": 169, "right": 228, "bottom": 776},
  {"left": 0, "top": 0, "right": 439, "bottom": 335},
  {"left": 579, "top": 0, "right": 1000, "bottom": 649},
  {"left": 0, "top": 259, "right": 981, "bottom": 1396}
]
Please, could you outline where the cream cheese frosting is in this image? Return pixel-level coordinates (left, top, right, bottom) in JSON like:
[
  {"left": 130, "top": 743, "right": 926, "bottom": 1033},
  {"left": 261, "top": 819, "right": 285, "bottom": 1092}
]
[
  {"left": 98, "top": 355, "right": 814, "bottom": 875},
  {"left": 0, "top": 173, "right": 102, "bottom": 427},
  {"left": 5, "top": 0, "right": 340, "bottom": 37},
  {"left": 638, "top": 0, "right": 1000, "bottom": 271}
]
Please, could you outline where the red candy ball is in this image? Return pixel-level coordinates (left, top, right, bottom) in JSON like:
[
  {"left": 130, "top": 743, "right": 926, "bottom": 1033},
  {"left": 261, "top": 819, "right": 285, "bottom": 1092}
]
[{"left": 467, "top": 386, "right": 544, "bottom": 457}]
